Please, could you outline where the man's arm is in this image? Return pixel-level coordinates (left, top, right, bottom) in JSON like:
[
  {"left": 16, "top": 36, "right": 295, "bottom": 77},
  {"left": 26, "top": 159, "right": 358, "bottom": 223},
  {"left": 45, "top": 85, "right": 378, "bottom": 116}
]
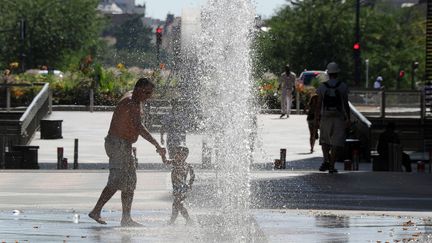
[
  {"left": 314, "top": 94, "right": 322, "bottom": 130},
  {"left": 277, "top": 75, "right": 282, "bottom": 91},
  {"left": 130, "top": 104, "right": 166, "bottom": 159}
]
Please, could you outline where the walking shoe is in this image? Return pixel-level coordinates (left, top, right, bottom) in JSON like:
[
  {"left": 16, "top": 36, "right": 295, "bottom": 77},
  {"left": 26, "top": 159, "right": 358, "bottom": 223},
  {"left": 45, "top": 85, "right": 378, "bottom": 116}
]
[
  {"left": 280, "top": 114, "right": 285, "bottom": 118},
  {"left": 319, "top": 162, "right": 330, "bottom": 171},
  {"left": 328, "top": 168, "right": 338, "bottom": 174}
]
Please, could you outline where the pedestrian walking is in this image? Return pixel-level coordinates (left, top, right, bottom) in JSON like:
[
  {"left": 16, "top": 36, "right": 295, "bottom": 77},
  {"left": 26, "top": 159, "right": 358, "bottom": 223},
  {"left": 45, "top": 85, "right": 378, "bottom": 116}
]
[
  {"left": 278, "top": 64, "right": 296, "bottom": 118},
  {"left": 89, "top": 78, "right": 166, "bottom": 227},
  {"left": 314, "top": 62, "right": 350, "bottom": 173},
  {"left": 306, "top": 93, "right": 319, "bottom": 153},
  {"left": 165, "top": 146, "right": 195, "bottom": 225}
]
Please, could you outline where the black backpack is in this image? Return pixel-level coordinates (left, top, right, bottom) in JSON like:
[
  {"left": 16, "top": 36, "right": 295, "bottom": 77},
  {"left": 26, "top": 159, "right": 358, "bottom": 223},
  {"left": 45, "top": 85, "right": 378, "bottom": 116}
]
[{"left": 322, "top": 81, "right": 343, "bottom": 113}]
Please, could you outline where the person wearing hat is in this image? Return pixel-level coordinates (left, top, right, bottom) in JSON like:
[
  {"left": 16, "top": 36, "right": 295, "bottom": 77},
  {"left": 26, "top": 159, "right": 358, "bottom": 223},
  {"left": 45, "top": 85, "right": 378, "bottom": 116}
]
[
  {"left": 314, "top": 62, "right": 350, "bottom": 173},
  {"left": 374, "top": 76, "right": 383, "bottom": 89},
  {"left": 278, "top": 64, "right": 297, "bottom": 118}
]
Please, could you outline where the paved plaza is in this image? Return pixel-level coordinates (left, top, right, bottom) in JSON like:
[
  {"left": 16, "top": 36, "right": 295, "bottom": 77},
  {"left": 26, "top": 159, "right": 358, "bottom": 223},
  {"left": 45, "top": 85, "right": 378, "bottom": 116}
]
[
  {"left": 30, "top": 111, "right": 346, "bottom": 171},
  {"left": 0, "top": 171, "right": 431, "bottom": 242},
  {"left": 0, "top": 111, "right": 431, "bottom": 242}
]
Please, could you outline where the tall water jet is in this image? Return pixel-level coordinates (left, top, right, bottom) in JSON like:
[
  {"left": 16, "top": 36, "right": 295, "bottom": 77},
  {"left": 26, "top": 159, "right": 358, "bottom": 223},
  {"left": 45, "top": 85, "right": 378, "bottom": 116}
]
[{"left": 194, "top": 0, "right": 257, "bottom": 240}]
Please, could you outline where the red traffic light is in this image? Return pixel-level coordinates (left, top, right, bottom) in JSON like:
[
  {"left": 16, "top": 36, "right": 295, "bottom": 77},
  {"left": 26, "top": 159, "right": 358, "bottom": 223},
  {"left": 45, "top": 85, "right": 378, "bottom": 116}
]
[{"left": 353, "top": 42, "right": 360, "bottom": 50}]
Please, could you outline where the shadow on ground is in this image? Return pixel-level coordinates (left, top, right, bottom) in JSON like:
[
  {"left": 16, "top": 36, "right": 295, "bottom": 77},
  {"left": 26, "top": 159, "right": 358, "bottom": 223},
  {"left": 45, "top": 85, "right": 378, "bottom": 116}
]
[{"left": 189, "top": 172, "right": 432, "bottom": 211}]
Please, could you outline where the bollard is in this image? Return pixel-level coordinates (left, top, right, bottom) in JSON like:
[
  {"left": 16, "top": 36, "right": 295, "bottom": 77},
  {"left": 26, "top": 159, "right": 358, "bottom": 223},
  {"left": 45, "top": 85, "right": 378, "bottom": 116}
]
[
  {"left": 280, "top": 148, "right": 287, "bottom": 169},
  {"left": 73, "top": 139, "right": 79, "bottom": 169},
  {"left": 417, "top": 161, "right": 425, "bottom": 173},
  {"left": 57, "top": 147, "right": 64, "bottom": 170},
  {"left": 344, "top": 160, "right": 352, "bottom": 171},
  {"left": 62, "top": 158, "right": 68, "bottom": 169}
]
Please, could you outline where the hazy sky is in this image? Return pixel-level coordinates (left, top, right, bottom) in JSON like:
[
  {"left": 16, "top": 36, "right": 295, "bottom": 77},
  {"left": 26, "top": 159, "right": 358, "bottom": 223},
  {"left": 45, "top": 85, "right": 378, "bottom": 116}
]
[{"left": 135, "top": 0, "right": 288, "bottom": 20}]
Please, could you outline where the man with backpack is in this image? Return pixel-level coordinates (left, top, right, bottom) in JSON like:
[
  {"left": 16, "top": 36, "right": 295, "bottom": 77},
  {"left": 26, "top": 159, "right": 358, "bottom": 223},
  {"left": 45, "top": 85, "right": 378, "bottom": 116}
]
[{"left": 314, "top": 62, "right": 350, "bottom": 173}]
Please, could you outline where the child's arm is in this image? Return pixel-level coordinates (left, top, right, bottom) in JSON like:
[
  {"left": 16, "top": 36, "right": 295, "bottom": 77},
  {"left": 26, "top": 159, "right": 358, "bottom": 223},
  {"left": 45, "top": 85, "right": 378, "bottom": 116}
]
[{"left": 188, "top": 165, "right": 195, "bottom": 188}]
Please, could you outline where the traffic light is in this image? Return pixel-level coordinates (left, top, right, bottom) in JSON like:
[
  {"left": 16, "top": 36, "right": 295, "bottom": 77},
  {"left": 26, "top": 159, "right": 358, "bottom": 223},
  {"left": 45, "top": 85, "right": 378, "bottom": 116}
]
[
  {"left": 156, "top": 27, "right": 163, "bottom": 46},
  {"left": 353, "top": 42, "right": 361, "bottom": 85},
  {"left": 399, "top": 70, "right": 405, "bottom": 78},
  {"left": 353, "top": 42, "right": 360, "bottom": 50}
]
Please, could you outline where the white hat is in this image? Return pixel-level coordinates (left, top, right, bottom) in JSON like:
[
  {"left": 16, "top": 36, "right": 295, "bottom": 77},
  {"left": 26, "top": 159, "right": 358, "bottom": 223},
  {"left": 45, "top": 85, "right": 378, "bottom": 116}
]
[
  {"left": 326, "top": 62, "right": 340, "bottom": 74},
  {"left": 376, "top": 76, "right": 383, "bottom": 81}
]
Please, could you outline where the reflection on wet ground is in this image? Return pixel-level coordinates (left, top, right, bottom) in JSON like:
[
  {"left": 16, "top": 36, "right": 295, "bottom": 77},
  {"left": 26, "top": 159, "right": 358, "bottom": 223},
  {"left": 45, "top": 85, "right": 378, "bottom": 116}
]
[{"left": 1, "top": 210, "right": 431, "bottom": 242}]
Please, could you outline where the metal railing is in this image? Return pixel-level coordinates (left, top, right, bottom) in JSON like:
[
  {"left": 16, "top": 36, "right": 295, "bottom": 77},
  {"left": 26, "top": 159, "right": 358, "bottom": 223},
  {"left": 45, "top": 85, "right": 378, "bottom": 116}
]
[
  {"left": 349, "top": 89, "right": 428, "bottom": 119},
  {"left": 349, "top": 101, "right": 372, "bottom": 162},
  {"left": 0, "top": 83, "right": 50, "bottom": 168},
  {"left": 19, "top": 83, "right": 50, "bottom": 144}
]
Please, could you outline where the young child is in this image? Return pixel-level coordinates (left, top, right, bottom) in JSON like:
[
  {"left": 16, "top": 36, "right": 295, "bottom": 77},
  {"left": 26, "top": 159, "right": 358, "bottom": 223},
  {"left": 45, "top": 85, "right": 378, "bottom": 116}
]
[{"left": 165, "top": 146, "right": 195, "bottom": 225}]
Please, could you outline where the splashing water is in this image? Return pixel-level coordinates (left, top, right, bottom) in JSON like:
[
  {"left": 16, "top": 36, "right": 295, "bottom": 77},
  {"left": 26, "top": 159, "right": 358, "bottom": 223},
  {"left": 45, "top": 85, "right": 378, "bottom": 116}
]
[{"left": 194, "top": 0, "right": 257, "bottom": 240}]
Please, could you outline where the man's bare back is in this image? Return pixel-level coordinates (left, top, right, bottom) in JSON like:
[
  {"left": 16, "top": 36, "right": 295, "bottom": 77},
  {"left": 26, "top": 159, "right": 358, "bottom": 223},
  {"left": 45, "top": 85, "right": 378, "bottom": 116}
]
[{"left": 108, "top": 93, "right": 142, "bottom": 144}]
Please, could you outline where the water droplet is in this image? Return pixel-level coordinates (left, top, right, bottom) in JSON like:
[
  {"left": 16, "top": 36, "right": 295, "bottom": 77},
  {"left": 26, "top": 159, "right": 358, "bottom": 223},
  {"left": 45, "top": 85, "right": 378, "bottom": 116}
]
[
  {"left": 73, "top": 214, "right": 80, "bottom": 224},
  {"left": 12, "top": 210, "right": 22, "bottom": 216}
]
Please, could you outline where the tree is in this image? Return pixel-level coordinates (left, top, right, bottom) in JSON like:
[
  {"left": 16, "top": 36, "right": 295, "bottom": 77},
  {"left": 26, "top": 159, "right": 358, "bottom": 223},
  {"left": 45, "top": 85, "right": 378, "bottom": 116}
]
[
  {"left": 258, "top": 0, "right": 426, "bottom": 88},
  {"left": 0, "top": 0, "right": 104, "bottom": 71},
  {"left": 112, "top": 14, "right": 153, "bottom": 52}
]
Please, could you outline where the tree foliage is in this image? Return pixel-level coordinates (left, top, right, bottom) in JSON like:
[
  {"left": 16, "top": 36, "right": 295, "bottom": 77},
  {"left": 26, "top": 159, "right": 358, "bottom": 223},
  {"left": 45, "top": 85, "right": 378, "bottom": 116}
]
[
  {"left": 0, "top": 0, "right": 104, "bottom": 71},
  {"left": 258, "top": 0, "right": 426, "bottom": 88},
  {"left": 112, "top": 14, "right": 153, "bottom": 52}
]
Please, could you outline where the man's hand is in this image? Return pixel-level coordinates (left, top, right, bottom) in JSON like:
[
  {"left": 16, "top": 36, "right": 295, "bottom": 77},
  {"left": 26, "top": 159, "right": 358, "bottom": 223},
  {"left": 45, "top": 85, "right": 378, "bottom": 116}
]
[{"left": 156, "top": 146, "right": 166, "bottom": 155}]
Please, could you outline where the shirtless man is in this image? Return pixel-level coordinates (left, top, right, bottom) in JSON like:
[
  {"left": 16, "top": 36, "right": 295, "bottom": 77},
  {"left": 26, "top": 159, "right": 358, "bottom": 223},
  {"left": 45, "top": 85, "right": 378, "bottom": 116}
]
[{"left": 89, "top": 78, "right": 166, "bottom": 227}]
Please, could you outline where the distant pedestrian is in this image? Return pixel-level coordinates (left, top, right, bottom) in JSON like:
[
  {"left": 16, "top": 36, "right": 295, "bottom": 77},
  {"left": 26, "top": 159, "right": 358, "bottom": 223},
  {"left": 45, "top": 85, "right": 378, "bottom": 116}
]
[
  {"left": 374, "top": 76, "right": 383, "bottom": 89},
  {"left": 165, "top": 146, "right": 195, "bottom": 225},
  {"left": 306, "top": 93, "right": 319, "bottom": 153},
  {"left": 315, "top": 62, "right": 350, "bottom": 173},
  {"left": 376, "top": 122, "right": 412, "bottom": 172},
  {"left": 278, "top": 64, "right": 296, "bottom": 118},
  {"left": 425, "top": 80, "right": 432, "bottom": 114},
  {"left": 161, "top": 99, "right": 187, "bottom": 159},
  {"left": 89, "top": 78, "right": 166, "bottom": 227}
]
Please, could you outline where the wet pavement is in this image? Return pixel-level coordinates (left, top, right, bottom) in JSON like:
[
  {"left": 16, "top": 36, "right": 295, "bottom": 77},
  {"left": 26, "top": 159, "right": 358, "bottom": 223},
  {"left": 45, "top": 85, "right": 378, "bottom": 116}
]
[
  {"left": 1, "top": 209, "right": 431, "bottom": 242},
  {"left": 0, "top": 171, "right": 431, "bottom": 242}
]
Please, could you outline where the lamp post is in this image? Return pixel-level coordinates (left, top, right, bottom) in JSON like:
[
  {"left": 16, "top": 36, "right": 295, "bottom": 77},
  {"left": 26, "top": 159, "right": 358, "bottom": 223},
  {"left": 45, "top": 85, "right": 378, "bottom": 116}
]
[
  {"left": 354, "top": 0, "right": 361, "bottom": 87},
  {"left": 365, "top": 59, "right": 369, "bottom": 89},
  {"left": 411, "top": 61, "right": 419, "bottom": 90}
]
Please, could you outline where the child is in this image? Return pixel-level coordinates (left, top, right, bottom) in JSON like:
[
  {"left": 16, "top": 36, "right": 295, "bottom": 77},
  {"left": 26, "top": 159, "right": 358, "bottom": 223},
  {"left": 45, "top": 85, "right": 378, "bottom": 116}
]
[
  {"left": 165, "top": 146, "right": 195, "bottom": 225},
  {"left": 306, "top": 94, "right": 319, "bottom": 153}
]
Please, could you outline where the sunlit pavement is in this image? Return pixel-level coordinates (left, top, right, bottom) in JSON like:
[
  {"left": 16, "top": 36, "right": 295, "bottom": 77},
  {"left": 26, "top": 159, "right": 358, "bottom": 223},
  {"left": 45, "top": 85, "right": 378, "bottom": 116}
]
[
  {"left": 30, "top": 112, "right": 326, "bottom": 170},
  {"left": 0, "top": 171, "right": 431, "bottom": 242}
]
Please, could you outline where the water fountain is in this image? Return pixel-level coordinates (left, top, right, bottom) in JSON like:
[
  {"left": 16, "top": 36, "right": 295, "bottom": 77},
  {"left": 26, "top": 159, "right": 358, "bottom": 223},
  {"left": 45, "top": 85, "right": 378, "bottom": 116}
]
[{"left": 187, "top": 0, "right": 258, "bottom": 241}]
